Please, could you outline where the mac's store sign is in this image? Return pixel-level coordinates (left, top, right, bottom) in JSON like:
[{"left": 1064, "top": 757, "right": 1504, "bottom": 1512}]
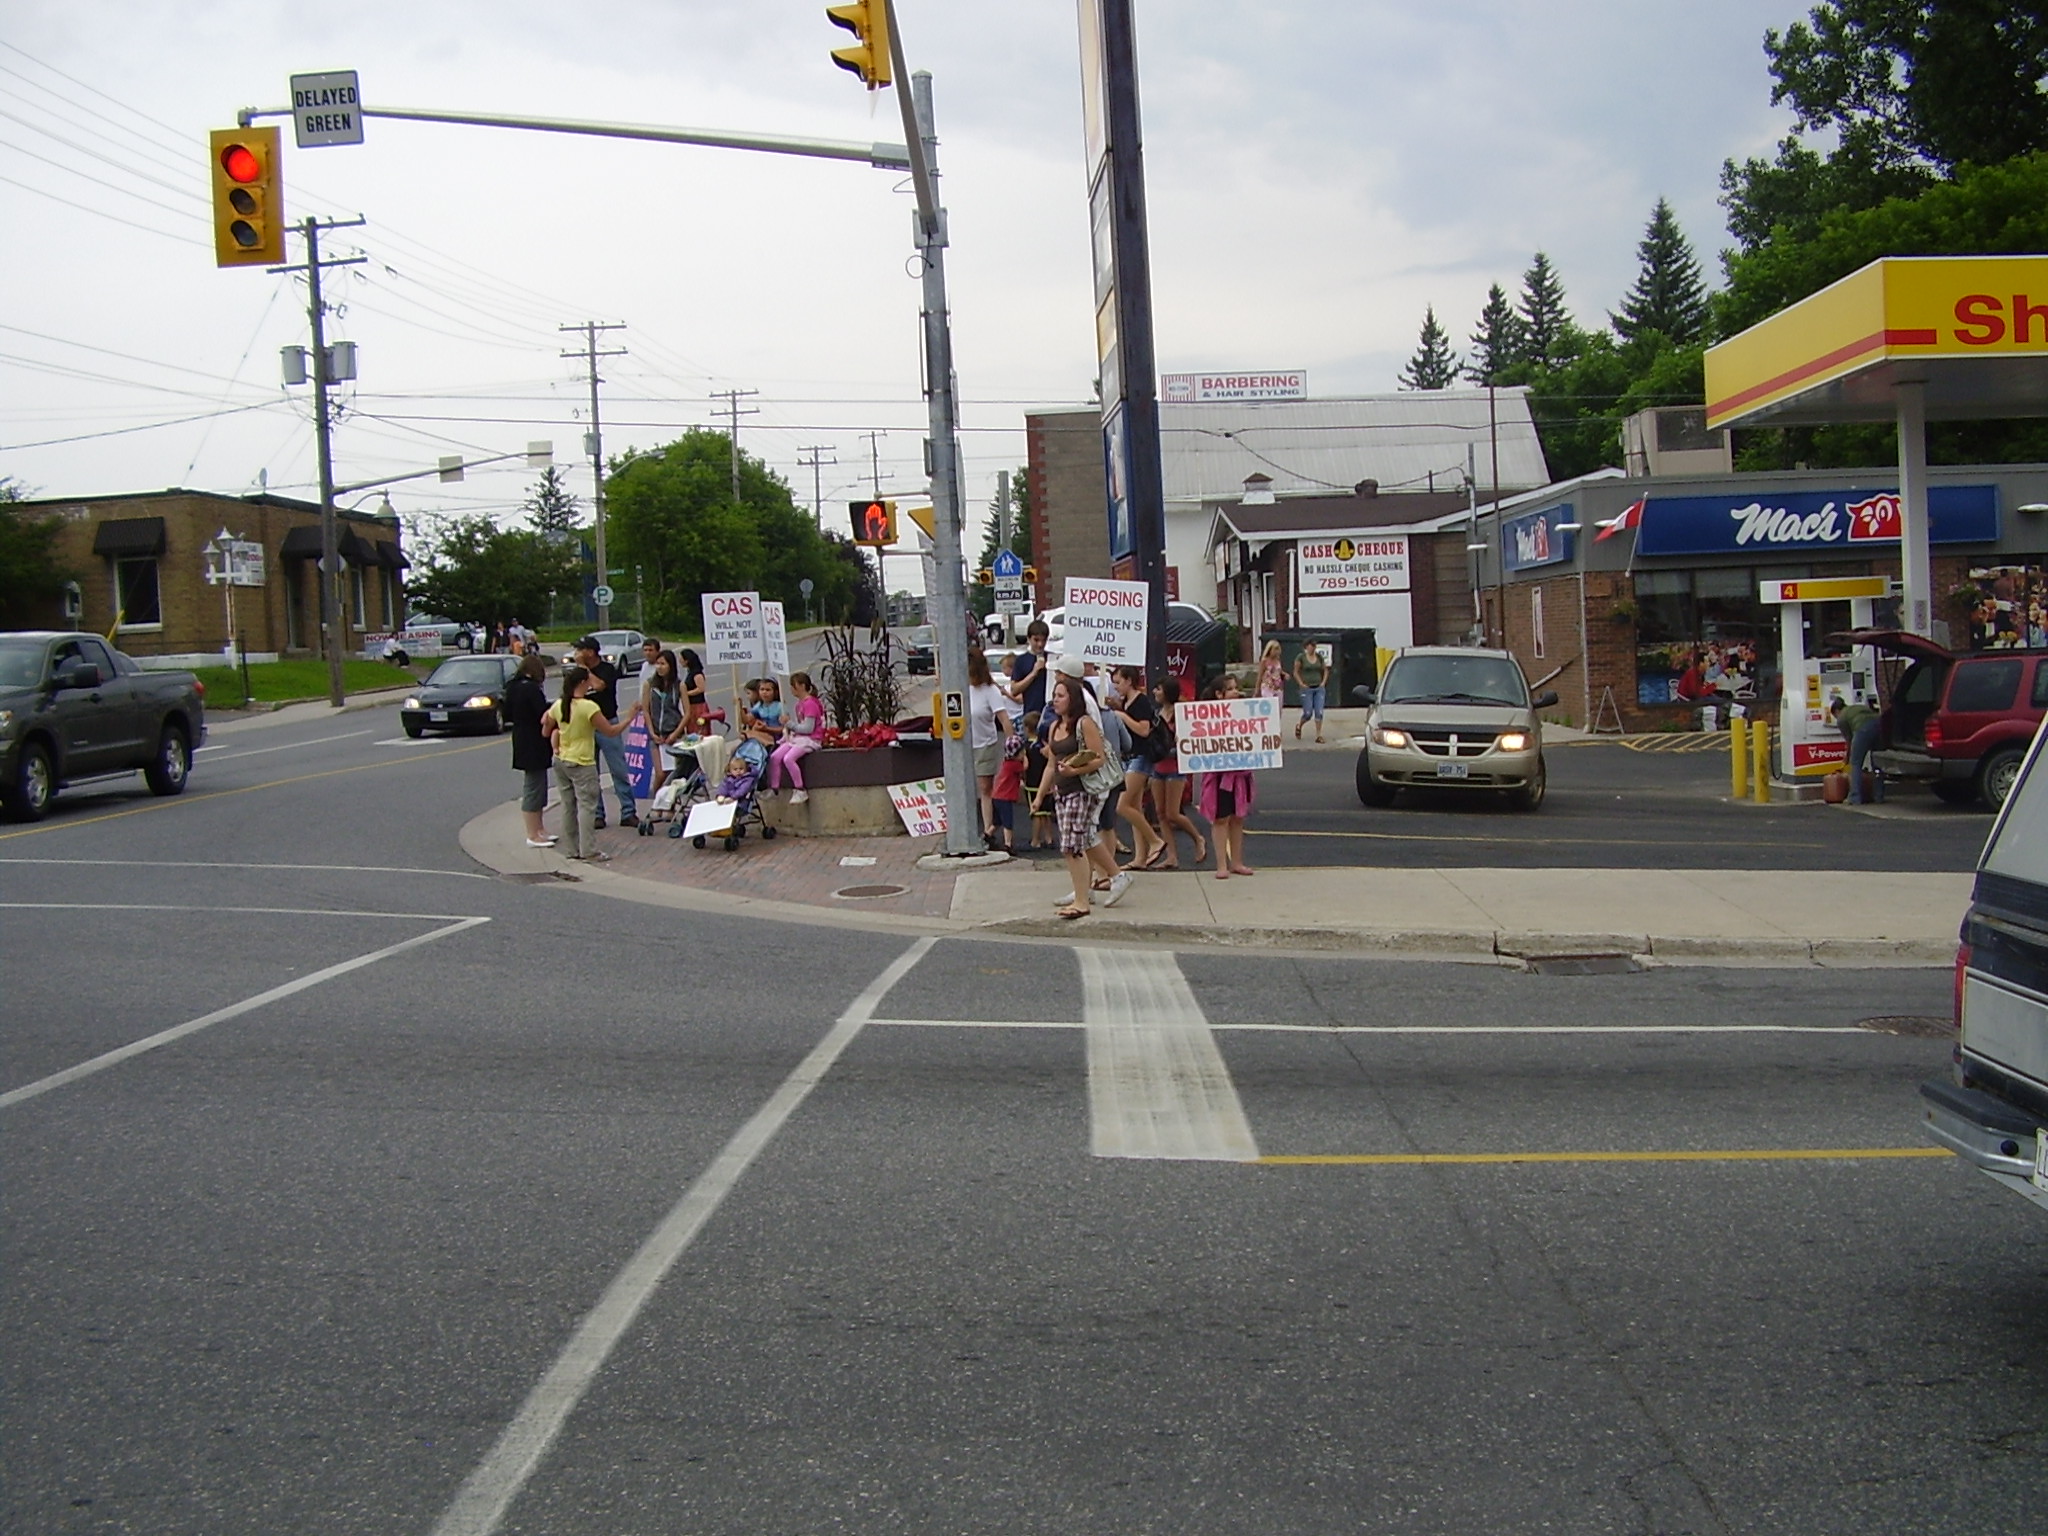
[
  {"left": 1634, "top": 485, "right": 1999, "bottom": 558},
  {"left": 1501, "top": 505, "right": 1576, "bottom": 572}
]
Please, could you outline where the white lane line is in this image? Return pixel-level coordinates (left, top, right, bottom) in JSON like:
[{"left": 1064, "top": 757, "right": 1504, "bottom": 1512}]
[
  {"left": 0, "top": 902, "right": 487, "bottom": 920},
  {"left": 195, "top": 729, "right": 371, "bottom": 762},
  {"left": 868, "top": 1017, "right": 1084, "bottom": 1030},
  {"left": 0, "top": 859, "right": 491, "bottom": 880},
  {"left": 0, "top": 915, "right": 490, "bottom": 1110},
  {"left": 430, "top": 934, "right": 937, "bottom": 1536},
  {"left": 1079, "top": 948, "right": 1259, "bottom": 1163}
]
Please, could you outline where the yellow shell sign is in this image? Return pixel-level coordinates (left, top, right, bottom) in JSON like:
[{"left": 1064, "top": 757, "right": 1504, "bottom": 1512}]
[{"left": 1705, "top": 254, "right": 2048, "bottom": 430}]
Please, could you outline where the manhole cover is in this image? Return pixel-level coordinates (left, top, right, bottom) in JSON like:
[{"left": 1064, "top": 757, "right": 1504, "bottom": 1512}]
[
  {"left": 1524, "top": 954, "right": 1641, "bottom": 976},
  {"left": 834, "top": 883, "right": 908, "bottom": 900},
  {"left": 1857, "top": 1015, "right": 1953, "bottom": 1037}
]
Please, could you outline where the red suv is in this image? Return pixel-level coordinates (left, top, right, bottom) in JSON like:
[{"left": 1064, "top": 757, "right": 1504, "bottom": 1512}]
[{"left": 1855, "top": 630, "right": 2048, "bottom": 809}]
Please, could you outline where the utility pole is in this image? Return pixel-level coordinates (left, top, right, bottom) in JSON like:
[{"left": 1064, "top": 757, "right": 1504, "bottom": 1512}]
[
  {"left": 562, "top": 322, "right": 626, "bottom": 628},
  {"left": 858, "top": 429, "right": 888, "bottom": 496},
  {"left": 797, "top": 444, "right": 837, "bottom": 527},
  {"left": 273, "top": 215, "right": 365, "bottom": 708},
  {"left": 710, "top": 387, "right": 760, "bottom": 500}
]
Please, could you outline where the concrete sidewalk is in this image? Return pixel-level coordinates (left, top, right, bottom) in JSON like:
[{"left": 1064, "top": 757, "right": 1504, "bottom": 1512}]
[{"left": 460, "top": 800, "right": 1968, "bottom": 966}]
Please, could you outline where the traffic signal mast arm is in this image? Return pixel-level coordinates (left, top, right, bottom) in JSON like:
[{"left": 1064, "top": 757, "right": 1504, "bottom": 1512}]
[{"left": 234, "top": 101, "right": 910, "bottom": 171}]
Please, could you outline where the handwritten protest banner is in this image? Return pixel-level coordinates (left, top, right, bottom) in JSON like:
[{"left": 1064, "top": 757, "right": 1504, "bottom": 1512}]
[
  {"left": 1178, "top": 695, "right": 1284, "bottom": 773},
  {"left": 762, "top": 599, "right": 790, "bottom": 675},
  {"left": 700, "top": 590, "right": 764, "bottom": 667},
  {"left": 888, "top": 777, "right": 948, "bottom": 837},
  {"left": 1062, "top": 576, "right": 1148, "bottom": 665}
]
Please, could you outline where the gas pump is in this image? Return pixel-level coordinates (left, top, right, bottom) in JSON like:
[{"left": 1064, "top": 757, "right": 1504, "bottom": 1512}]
[{"left": 1759, "top": 575, "right": 1895, "bottom": 781}]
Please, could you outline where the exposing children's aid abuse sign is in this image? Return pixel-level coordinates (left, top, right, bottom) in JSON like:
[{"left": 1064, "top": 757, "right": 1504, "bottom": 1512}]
[
  {"left": 1178, "top": 696, "right": 1284, "bottom": 773},
  {"left": 1062, "top": 577, "right": 1149, "bottom": 664}
]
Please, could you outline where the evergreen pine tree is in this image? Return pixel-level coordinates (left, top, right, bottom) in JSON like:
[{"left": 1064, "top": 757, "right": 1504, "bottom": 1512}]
[
  {"left": 1465, "top": 284, "right": 1527, "bottom": 384},
  {"left": 1612, "top": 198, "right": 1708, "bottom": 344},
  {"left": 1398, "top": 306, "right": 1461, "bottom": 390},
  {"left": 1516, "top": 252, "right": 1574, "bottom": 370},
  {"left": 523, "top": 464, "right": 581, "bottom": 540}
]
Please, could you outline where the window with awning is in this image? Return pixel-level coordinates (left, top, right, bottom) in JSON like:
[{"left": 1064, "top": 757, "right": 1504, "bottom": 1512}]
[{"left": 91, "top": 517, "right": 166, "bottom": 557}]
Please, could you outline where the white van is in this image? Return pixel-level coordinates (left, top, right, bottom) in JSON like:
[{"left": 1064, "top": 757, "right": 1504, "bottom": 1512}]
[{"left": 1920, "top": 715, "right": 2048, "bottom": 1211}]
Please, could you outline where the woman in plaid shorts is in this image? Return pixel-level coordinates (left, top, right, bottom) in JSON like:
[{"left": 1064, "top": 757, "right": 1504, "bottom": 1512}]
[{"left": 1034, "top": 675, "right": 1113, "bottom": 920}]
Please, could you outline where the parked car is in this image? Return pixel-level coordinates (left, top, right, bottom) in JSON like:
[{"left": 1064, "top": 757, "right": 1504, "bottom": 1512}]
[
  {"left": 1919, "top": 715, "right": 2048, "bottom": 1212},
  {"left": 0, "top": 631, "right": 205, "bottom": 820},
  {"left": 1854, "top": 630, "right": 2048, "bottom": 809},
  {"left": 399, "top": 655, "right": 520, "bottom": 738},
  {"left": 1351, "top": 646, "right": 1556, "bottom": 811},
  {"left": 402, "top": 614, "right": 477, "bottom": 653},
  {"left": 586, "top": 629, "right": 645, "bottom": 674}
]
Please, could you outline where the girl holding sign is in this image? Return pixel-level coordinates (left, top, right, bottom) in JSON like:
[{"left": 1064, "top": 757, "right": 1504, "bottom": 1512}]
[{"left": 1198, "top": 674, "right": 1257, "bottom": 879}]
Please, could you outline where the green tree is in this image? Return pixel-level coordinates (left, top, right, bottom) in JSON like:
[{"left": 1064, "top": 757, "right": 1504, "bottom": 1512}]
[
  {"left": 523, "top": 464, "right": 581, "bottom": 541},
  {"left": 0, "top": 477, "right": 69, "bottom": 627},
  {"left": 1516, "top": 252, "right": 1577, "bottom": 370},
  {"left": 1722, "top": 1, "right": 2048, "bottom": 253},
  {"left": 403, "top": 517, "right": 583, "bottom": 632},
  {"left": 604, "top": 428, "right": 859, "bottom": 632},
  {"left": 1613, "top": 199, "right": 1709, "bottom": 344},
  {"left": 1399, "top": 306, "right": 1462, "bottom": 389},
  {"left": 1465, "top": 283, "right": 1527, "bottom": 384}
]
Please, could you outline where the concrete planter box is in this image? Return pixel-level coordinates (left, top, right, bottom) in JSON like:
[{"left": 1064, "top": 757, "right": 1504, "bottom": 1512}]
[{"left": 760, "top": 742, "right": 944, "bottom": 837}]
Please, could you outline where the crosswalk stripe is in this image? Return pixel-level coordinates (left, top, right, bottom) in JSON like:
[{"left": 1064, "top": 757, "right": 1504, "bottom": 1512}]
[{"left": 1079, "top": 948, "right": 1259, "bottom": 1163}]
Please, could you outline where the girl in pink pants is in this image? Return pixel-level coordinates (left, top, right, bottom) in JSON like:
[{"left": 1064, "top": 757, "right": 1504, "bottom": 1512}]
[{"left": 769, "top": 670, "right": 827, "bottom": 802}]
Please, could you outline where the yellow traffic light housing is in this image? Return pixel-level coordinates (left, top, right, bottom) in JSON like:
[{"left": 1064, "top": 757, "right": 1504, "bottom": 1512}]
[
  {"left": 826, "top": 0, "right": 892, "bottom": 88},
  {"left": 850, "top": 498, "right": 898, "bottom": 546},
  {"left": 209, "top": 126, "right": 284, "bottom": 268},
  {"left": 1022, "top": 566, "right": 1039, "bottom": 585},
  {"left": 976, "top": 568, "right": 995, "bottom": 586}
]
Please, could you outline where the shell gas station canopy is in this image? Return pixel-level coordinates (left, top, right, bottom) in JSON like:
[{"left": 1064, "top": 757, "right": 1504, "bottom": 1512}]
[{"left": 1705, "top": 254, "right": 2048, "bottom": 636}]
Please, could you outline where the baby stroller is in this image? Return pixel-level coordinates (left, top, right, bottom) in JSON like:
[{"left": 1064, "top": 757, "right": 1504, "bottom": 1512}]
[{"left": 692, "top": 737, "right": 776, "bottom": 852}]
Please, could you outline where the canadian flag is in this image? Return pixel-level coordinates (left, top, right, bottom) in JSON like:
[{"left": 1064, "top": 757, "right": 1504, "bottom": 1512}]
[{"left": 1596, "top": 497, "right": 1646, "bottom": 542}]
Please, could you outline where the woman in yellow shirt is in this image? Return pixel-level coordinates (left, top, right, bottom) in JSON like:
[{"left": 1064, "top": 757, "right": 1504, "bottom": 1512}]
[{"left": 541, "top": 665, "right": 643, "bottom": 860}]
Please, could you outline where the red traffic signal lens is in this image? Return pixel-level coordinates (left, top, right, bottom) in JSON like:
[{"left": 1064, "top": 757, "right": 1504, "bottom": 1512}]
[{"left": 220, "top": 143, "right": 262, "bottom": 184}]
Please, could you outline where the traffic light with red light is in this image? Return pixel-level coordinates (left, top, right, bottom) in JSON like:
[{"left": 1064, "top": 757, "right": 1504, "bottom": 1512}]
[
  {"left": 209, "top": 126, "right": 284, "bottom": 267},
  {"left": 850, "top": 498, "right": 898, "bottom": 546},
  {"left": 826, "top": 1, "right": 892, "bottom": 88}
]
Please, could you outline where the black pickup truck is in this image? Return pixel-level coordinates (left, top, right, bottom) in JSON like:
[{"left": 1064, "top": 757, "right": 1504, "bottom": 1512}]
[{"left": 0, "top": 631, "right": 206, "bottom": 821}]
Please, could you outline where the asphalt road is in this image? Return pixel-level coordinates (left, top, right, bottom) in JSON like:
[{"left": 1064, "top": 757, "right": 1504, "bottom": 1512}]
[
  {"left": 1252, "top": 737, "right": 1995, "bottom": 871},
  {"left": 4, "top": 706, "right": 2043, "bottom": 1534}
]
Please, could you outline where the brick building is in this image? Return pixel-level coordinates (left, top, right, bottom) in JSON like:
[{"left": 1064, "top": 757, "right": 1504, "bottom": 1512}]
[{"left": 11, "top": 488, "right": 406, "bottom": 666}]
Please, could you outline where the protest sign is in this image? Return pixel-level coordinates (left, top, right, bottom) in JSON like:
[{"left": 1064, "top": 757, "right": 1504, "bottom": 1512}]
[
  {"left": 622, "top": 717, "right": 655, "bottom": 798},
  {"left": 762, "top": 599, "right": 790, "bottom": 675},
  {"left": 700, "top": 590, "right": 764, "bottom": 667},
  {"left": 888, "top": 777, "right": 948, "bottom": 837},
  {"left": 1178, "top": 695, "right": 1284, "bottom": 773},
  {"left": 683, "top": 799, "right": 738, "bottom": 838},
  {"left": 1062, "top": 576, "right": 1149, "bottom": 665}
]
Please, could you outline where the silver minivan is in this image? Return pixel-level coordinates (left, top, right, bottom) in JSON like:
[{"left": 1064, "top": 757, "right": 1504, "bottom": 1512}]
[
  {"left": 1352, "top": 647, "right": 1558, "bottom": 812},
  {"left": 1920, "top": 715, "right": 2048, "bottom": 1211}
]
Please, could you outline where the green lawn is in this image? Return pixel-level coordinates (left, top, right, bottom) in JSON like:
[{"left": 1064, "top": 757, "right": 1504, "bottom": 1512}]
[{"left": 194, "top": 657, "right": 420, "bottom": 709}]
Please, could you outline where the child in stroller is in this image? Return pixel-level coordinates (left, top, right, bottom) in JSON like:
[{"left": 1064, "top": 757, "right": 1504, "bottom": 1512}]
[{"left": 689, "top": 734, "right": 776, "bottom": 851}]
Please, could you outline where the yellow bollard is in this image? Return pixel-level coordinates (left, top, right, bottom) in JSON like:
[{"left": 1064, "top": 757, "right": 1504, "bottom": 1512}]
[
  {"left": 1730, "top": 716, "right": 1749, "bottom": 800},
  {"left": 1751, "top": 720, "right": 1772, "bottom": 804}
]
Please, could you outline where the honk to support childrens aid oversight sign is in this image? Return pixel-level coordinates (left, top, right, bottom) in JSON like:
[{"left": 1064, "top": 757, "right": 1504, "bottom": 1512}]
[{"left": 1178, "top": 696, "right": 1284, "bottom": 773}]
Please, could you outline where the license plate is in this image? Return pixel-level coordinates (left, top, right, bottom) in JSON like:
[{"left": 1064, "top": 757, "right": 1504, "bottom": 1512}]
[
  {"left": 428, "top": 711, "right": 447, "bottom": 722},
  {"left": 1435, "top": 761, "right": 1470, "bottom": 779},
  {"left": 2034, "top": 1130, "right": 2048, "bottom": 1192}
]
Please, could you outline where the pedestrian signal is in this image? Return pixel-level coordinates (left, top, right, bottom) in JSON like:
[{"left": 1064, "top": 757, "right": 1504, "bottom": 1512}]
[
  {"left": 209, "top": 126, "right": 284, "bottom": 267},
  {"left": 850, "top": 498, "right": 898, "bottom": 546}
]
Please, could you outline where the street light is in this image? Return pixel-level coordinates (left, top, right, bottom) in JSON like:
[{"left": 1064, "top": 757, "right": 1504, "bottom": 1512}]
[{"left": 206, "top": 526, "right": 252, "bottom": 700}]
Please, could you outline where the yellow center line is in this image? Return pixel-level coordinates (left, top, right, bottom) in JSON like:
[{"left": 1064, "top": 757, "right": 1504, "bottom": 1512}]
[
  {"left": 1260, "top": 1147, "right": 1951, "bottom": 1166},
  {"left": 0, "top": 739, "right": 499, "bottom": 841}
]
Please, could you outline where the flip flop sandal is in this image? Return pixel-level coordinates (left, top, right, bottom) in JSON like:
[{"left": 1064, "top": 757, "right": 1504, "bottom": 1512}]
[{"left": 1057, "top": 904, "right": 1091, "bottom": 920}]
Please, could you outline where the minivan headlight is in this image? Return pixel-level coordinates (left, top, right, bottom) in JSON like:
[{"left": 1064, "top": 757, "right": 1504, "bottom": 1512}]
[
  {"left": 402, "top": 697, "right": 421, "bottom": 710},
  {"left": 1371, "top": 726, "right": 1411, "bottom": 748},
  {"left": 1496, "top": 731, "right": 1530, "bottom": 752}
]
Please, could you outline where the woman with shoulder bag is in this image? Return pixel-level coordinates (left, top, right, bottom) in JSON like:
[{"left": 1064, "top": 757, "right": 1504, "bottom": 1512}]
[
  {"left": 1148, "top": 675, "right": 1207, "bottom": 868},
  {"left": 1106, "top": 665, "right": 1163, "bottom": 870},
  {"left": 1034, "top": 676, "right": 1116, "bottom": 920},
  {"left": 506, "top": 652, "right": 555, "bottom": 848}
]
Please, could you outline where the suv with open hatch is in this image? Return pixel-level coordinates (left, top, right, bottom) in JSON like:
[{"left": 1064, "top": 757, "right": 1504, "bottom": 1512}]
[
  {"left": 1852, "top": 629, "right": 2047, "bottom": 810},
  {"left": 1351, "top": 646, "right": 1556, "bottom": 811},
  {"left": 1919, "top": 716, "right": 2048, "bottom": 1213}
]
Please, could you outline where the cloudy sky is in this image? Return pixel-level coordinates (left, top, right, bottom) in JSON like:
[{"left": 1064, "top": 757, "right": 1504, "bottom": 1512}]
[{"left": 2, "top": 0, "right": 1803, "bottom": 541}]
